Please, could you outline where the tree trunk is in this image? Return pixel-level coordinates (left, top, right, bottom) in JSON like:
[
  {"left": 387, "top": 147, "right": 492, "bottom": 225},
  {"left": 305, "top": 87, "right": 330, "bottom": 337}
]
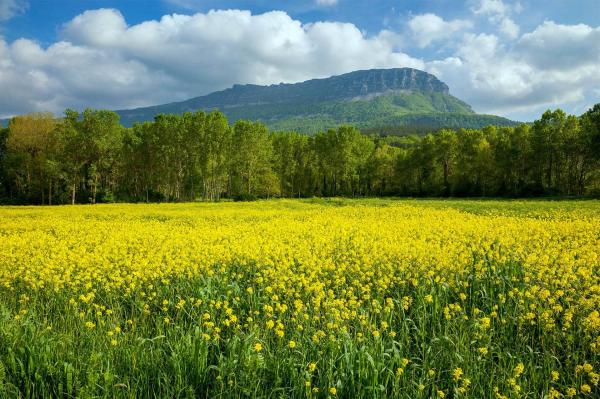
[
  {"left": 92, "top": 179, "right": 98, "bottom": 204},
  {"left": 71, "top": 184, "right": 76, "bottom": 205},
  {"left": 443, "top": 160, "right": 450, "bottom": 196}
]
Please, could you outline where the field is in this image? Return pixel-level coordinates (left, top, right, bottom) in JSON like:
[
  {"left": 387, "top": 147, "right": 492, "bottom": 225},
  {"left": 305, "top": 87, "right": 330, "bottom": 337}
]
[{"left": 0, "top": 199, "right": 598, "bottom": 398}]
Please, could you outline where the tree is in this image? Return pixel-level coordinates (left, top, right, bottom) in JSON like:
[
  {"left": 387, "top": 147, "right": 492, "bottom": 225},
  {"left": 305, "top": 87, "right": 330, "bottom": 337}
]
[
  {"left": 200, "top": 111, "right": 231, "bottom": 201},
  {"left": 367, "top": 143, "right": 398, "bottom": 196},
  {"left": 80, "top": 109, "right": 123, "bottom": 203},
  {"left": 314, "top": 126, "right": 374, "bottom": 196},
  {"left": 531, "top": 109, "right": 566, "bottom": 192},
  {"left": 55, "top": 110, "right": 85, "bottom": 204},
  {"left": 0, "top": 126, "right": 9, "bottom": 199},
  {"left": 434, "top": 129, "right": 458, "bottom": 196},
  {"left": 1, "top": 105, "right": 599, "bottom": 204},
  {"left": 5, "top": 113, "right": 57, "bottom": 203},
  {"left": 230, "top": 120, "right": 276, "bottom": 198},
  {"left": 579, "top": 104, "right": 600, "bottom": 194}
]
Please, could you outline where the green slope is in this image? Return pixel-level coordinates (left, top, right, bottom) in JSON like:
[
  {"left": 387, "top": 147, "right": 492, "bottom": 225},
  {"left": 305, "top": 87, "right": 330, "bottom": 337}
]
[
  {"left": 115, "top": 68, "right": 518, "bottom": 133},
  {"left": 221, "top": 92, "right": 515, "bottom": 133}
]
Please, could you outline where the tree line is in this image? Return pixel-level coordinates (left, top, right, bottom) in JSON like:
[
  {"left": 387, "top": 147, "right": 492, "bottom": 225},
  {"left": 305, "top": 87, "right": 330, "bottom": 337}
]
[{"left": 0, "top": 105, "right": 599, "bottom": 204}]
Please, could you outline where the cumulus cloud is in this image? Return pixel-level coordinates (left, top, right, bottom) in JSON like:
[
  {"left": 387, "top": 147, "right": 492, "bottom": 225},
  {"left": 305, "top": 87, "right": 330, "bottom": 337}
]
[
  {"left": 499, "top": 17, "right": 519, "bottom": 39},
  {"left": 518, "top": 21, "right": 600, "bottom": 70},
  {"left": 0, "top": 0, "right": 28, "bottom": 21},
  {"left": 408, "top": 13, "right": 472, "bottom": 47},
  {"left": 472, "top": 0, "right": 509, "bottom": 16},
  {"left": 0, "top": 8, "right": 423, "bottom": 118},
  {"left": 0, "top": 8, "right": 599, "bottom": 121},
  {"left": 428, "top": 20, "right": 600, "bottom": 118},
  {"left": 472, "top": 0, "right": 520, "bottom": 39}
]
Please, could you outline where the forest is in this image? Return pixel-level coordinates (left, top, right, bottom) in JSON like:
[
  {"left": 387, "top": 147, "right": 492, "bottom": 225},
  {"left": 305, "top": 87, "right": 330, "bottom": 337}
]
[{"left": 0, "top": 104, "right": 599, "bottom": 204}]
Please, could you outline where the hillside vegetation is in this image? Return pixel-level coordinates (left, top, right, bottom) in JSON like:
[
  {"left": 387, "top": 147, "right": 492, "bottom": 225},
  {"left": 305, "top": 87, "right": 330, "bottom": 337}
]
[{"left": 115, "top": 68, "right": 517, "bottom": 132}]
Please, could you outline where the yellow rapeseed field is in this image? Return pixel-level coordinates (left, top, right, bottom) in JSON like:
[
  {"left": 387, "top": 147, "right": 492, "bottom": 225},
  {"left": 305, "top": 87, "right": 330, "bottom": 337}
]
[{"left": 0, "top": 199, "right": 598, "bottom": 398}]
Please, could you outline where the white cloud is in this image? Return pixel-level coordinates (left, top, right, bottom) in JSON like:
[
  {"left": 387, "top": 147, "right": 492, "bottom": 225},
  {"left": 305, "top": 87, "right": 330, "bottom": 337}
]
[
  {"left": 0, "top": 8, "right": 423, "bottom": 118},
  {"left": 518, "top": 21, "right": 600, "bottom": 70},
  {"left": 428, "top": 20, "right": 600, "bottom": 118},
  {"left": 316, "top": 0, "right": 338, "bottom": 6},
  {"left": 0, "top": 0, "right": 28, "bottom": 21},
  {"left": 499, "top": 17, "right": 519, "bottom": 39},
  {"left": 0, "top": 8, "right": 598, "bottom": 121},
  {"left": 472, "top": 0, "right": 508, "bottom": 16},
  {"left": 408, "top": 13, "right": 472, "bottom": 47},
  {"left": 472, "top": 0, "right": 521, "bottom": 39}
]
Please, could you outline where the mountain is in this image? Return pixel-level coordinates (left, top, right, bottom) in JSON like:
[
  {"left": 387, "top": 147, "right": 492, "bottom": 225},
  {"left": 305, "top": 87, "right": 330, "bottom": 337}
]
[
  {"left": 117, "top": 68, "right": 517, "bottom": 133},
  {"left": 3, "top": 69, "right": 518, "bottom": 133}
]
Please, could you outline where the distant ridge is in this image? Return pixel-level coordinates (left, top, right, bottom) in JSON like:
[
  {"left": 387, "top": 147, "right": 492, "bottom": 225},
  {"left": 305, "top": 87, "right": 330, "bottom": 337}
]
[
  {"left": 115, "top": 68, "right": 517, "bottom": 133},
  {"left": 1, "top": 69, "right": 518, "bottom": 133}
]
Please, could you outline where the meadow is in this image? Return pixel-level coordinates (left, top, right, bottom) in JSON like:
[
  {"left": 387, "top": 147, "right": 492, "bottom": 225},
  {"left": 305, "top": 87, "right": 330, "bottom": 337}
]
[{"left": 0, "top": 199, "right": 598, "bottom": 398}]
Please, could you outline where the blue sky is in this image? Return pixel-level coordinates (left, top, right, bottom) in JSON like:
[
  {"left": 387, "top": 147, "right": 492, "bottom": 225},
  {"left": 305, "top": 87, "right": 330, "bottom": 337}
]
[{"left": 1, "top": 0, "right": 599, "bottom": 121}]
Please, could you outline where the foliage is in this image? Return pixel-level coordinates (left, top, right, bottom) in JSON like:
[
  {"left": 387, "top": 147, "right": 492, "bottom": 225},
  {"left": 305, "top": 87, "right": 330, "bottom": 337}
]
[
  {"left": 0, "top": 105, "right": 599, "bottom": 204},
  {"left": 0, "top": 199, "right": 598, "bottom": 398}
]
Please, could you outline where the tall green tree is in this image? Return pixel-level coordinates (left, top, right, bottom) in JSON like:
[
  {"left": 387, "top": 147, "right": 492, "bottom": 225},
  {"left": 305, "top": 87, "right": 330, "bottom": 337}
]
[
  {"left": 434, "top": 129, "right": 458, "bottom": 196},
  {"left": 230, "top": 120, "right": 276, "bottom": 198},
  {"left": 0, "top": 126, "right": 10, "bottom": 199},
  {"left": 80, "top": 109, "right": 123, "bottom": 203},
  {"left": 200, "top": 111, "right": 231, "bottom": 201},
  {"left": 5, "top": 113, "right": 57, "bottom": 203}
]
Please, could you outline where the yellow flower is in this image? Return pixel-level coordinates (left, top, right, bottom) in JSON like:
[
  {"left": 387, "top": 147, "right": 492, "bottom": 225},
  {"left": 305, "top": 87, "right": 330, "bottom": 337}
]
[
  {"left": 548, "top": 388, "right": 561, "bottom": 399},
  {"left": 329, "top": 387, "right": 337, "bottom": 396},
  {"left": 253, "top": 342, "right": 263, "bottom": 352},
  {"left": 453, "top": 368, "right": 463, "bottom": 381},
  {"left": 308, "top": 363, "right": 317, "bottom": 373},
  {"left": 479, "top": 317, "right": 491, "bottom": 330},
  {"left": 85, "top": 321, "right": 96, "bottom": 329},
  {"left": 514, "top": 363, "right": 525, "bottom": 378},
  {"left": 589, "top": 372, "right": 599, "bottom": 386},
  {"left": 437, "top": 390, "right": 445, "bottom": 398},
  {"left": 581, "top": 384, "right": 591, "bottom": 394},
  {"left": 288, "top": 340, "right": 296, "bottom": 349},
  {"left": 551, "top": 371, "right": 560, "bottom": 382}
]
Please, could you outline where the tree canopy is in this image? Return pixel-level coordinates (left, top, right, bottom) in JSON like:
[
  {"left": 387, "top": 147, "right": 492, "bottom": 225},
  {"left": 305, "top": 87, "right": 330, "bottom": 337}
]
[{"left": 0, "top": 105, "right": 598, "bottom": 204}]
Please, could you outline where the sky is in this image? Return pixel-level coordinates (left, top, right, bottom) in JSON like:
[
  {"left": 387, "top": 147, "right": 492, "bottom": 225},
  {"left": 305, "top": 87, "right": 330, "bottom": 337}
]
[{"left": 0, "top": 0, "right": 599, "bottom": 121}]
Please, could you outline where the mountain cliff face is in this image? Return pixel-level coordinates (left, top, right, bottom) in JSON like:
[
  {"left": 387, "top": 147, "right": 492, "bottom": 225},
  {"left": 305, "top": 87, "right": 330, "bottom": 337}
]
[
  {"left": 112, "top": 68, "right": 516, "bottom": 132},
  {"left": 188, "top": 68, "right": 451, "bottom": 108}
]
